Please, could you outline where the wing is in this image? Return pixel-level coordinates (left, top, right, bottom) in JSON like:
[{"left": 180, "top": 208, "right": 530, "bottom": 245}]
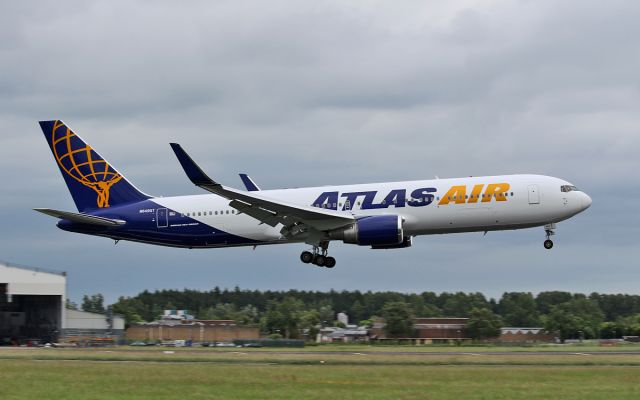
[{"left": 170, "top": 143, "right": 355, "bottom": 235}]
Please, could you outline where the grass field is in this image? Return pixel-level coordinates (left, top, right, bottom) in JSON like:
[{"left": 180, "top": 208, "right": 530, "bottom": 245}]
[{"left": 1, "top": 347, "right": 639, "bottom": 399}]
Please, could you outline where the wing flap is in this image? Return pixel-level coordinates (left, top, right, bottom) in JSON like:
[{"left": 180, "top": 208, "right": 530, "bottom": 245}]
[{"left": 229, "top": 200, "right": 280, "bottom": 227}]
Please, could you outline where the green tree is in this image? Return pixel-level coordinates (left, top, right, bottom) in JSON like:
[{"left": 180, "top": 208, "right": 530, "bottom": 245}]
[
  {"left": 236, "top": 305, "right": 260, "bottom": 325},
  {"left": 81, "top": 293, "right": 105, "bottom": 314},
  {"left": 613, "top": 314, "right": 640, "bottom": 336},
  {"left": 382, "top": 301, "right": 414, "bottom": 338},
  {"left": 111, "top": 299, "right": 144, "bottom": 327},
  {"left": 351, "top": 300, "right": 367, "bottom": 323},
  {"left": 262, "top": 297, "right": 305, "bottom": 339},
  {"left": 441, "top": 292, "right": 489, "bottom": 317},
  {"left": 465, "top": 308, "right": 502, "bottom": 341},
  {"left": 198, "top": 303, "right": 237, "bottom": 320},
  {"left": 317, "top": 303, "right": 335, "bottom": 326},
  {"left": 497, "top": 292, "right": 540, "bottom": 326},
  {"left": 359, "top": 319, "right": 374, "bottom": 328},
  {"left": 544, "top": 298, "right": 604, "bottom": 340},
  {"left": 300, "top": 310, "right": 321, "bottom": 339},
  {"left": 65, "top": 298, "right": 78, "bottom": 310},
  {"left": 536, "top": 291, "right": 572, "bottom": 314}
]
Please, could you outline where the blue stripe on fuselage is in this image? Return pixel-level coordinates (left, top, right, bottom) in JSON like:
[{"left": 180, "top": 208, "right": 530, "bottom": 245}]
[{"left": 56, "top": 199, "right": 260, "bottom": 248}]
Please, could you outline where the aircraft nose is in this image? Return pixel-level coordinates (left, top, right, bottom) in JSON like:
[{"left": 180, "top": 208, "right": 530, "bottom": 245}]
[{"left": 581, "top": 192, "right": 592, "bottom": 210}]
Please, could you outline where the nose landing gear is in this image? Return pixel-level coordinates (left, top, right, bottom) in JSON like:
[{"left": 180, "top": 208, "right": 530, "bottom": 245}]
[
  {"left": 543, "top": 223, "right": 555, "bottom": 249},
  {"left": 300, "top": 242, "right": 336, "bottom": 268}
]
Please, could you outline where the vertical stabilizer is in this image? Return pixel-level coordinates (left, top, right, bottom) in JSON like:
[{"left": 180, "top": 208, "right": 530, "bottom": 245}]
[{"left": 39, "top": 120, "right": 150, "bottom": 212}]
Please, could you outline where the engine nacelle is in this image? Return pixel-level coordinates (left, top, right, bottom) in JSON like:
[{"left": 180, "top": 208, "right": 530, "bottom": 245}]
[
  {"left": 371, "top": 236, "right": 412, "bottom": 249},
  {"left": 329, "top": 215, "right": 404, "bottom": 246}
]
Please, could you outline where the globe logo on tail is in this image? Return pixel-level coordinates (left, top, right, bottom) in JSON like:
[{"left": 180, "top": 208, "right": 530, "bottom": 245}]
[{"left": 51, "top": 120, "right": 122, "bottom": 208}]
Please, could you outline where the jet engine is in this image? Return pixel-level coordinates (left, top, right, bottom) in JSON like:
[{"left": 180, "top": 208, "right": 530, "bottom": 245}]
[{"left": 329, "top": 215, "right": 404, "bottom": 246}]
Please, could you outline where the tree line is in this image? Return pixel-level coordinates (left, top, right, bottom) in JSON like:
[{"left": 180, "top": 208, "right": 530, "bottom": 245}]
[{"left": 77, "top": 288, "right": 640, "bottom": 341}]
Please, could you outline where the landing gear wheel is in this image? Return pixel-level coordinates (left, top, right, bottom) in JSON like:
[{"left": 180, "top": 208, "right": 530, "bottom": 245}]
[
  {"left": 300, "top": 251, "right": 314, "bottom": 264},
  {"left": 324, "top": 257, "right": 336, "bottom": 268},
  {"left": 313, "top": 255, "right": 326, "bottom": 267},
  {"left": 543, "top": 223, "right": 556, "bottom": 250}
]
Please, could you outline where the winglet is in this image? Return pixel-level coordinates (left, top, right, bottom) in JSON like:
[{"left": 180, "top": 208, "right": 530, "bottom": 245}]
[
  {"left": 239, "top": 174, "right": 261, "bottom": 191},
  {"left": 169, "top": 143, "right": 220, "bottom": 187}
]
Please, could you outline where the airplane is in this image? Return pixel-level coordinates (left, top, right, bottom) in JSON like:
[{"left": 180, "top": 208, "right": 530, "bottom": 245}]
[{"left": 35, "top": 120, "right": 592, "bottom": 268}]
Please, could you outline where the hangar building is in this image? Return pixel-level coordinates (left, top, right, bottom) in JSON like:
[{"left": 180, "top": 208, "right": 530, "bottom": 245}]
[{"left": 0, "top": 260, "right": 124, "bottom": 345}]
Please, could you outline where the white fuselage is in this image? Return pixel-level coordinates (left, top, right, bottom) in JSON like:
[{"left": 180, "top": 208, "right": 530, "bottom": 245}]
[{"left": 150, "top": 174, "right": 591, "bottom": 246}]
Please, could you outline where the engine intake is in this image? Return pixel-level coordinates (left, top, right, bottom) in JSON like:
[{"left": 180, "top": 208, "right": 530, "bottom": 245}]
[{"left": 330, "top": 215, "right": 404, "bottom": 246}]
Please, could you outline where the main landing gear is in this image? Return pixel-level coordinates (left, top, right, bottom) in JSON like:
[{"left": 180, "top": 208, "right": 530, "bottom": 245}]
[
  {"left": 543, "top": 223, "right": 555, "bottom": 250},
  {"left": 300, "top": 242, "right": 336, "bottom": 268}
]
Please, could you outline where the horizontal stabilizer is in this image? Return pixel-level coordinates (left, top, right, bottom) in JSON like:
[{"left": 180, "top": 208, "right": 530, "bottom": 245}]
[{"left": 34, "top": 208, "right": 126, "bottom": 226}]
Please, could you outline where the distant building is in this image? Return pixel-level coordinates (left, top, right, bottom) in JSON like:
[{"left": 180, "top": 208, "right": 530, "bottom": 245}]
[
  {"left": 496, "top": 328, "right": 556, "bottom": 343},
  {"left": 337, "top": 312, "right": 349, "bottom": 326},
  {"left": 126, "top": 319, "right": 259, "bottom": 343},
  {"left": 318, "top": 326, "right": 369, "bottom": 343},
  {"left": 162, "top": 309, "right": 194, "bottom": 320},
  {"left": 1, "top": 260, "right": 65, "bottom": 344},
  {"left": 370, "top": 317, "right": 471, "bottom": 344},
  {"left": 1, "top": 260, "right": 124, "bottom": 345},
  {"left": 414, "top": 318, "right": 468, "bottom": 342},
  {"left": 61, "top": 309, "right": 125, "bottom": 345}
]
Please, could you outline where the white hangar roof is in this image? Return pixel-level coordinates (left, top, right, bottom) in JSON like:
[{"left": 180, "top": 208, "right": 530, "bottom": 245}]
[{"left": 0, "top": 260, "right": 66, "bottom": 296}]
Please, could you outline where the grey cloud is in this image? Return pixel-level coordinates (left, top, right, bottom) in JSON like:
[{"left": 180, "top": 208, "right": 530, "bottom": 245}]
[{"left": 0, "top": 0, "right": 639, "bottom": 301}]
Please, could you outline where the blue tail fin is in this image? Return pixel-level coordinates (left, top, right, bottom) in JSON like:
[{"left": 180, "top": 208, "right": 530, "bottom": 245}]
[{"left": 39, "top": 120, "right": 150, "bottom": 212}]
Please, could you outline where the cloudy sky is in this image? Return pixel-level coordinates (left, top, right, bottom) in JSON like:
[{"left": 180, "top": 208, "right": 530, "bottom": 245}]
[{"left": 1, "top": 0, "right": 638, "bottom": 303}]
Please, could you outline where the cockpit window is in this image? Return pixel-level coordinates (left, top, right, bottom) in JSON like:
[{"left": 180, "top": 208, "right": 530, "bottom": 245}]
[{"left": 561, "top": 185, "right": 579, "bottom": 192}]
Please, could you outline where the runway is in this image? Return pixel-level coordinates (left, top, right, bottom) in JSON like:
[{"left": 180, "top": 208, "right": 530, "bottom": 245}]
[{"left": 6, "top": 347, "right": 638, "bottom": 357}]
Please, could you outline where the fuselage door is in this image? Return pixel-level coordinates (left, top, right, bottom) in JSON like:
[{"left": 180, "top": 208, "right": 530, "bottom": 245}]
[
  {"left": 156, "top": 208, "right": 168, "bottom": 228},
  {"left": 528, "top": 185, "right": 540, "bottom": 205}
]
